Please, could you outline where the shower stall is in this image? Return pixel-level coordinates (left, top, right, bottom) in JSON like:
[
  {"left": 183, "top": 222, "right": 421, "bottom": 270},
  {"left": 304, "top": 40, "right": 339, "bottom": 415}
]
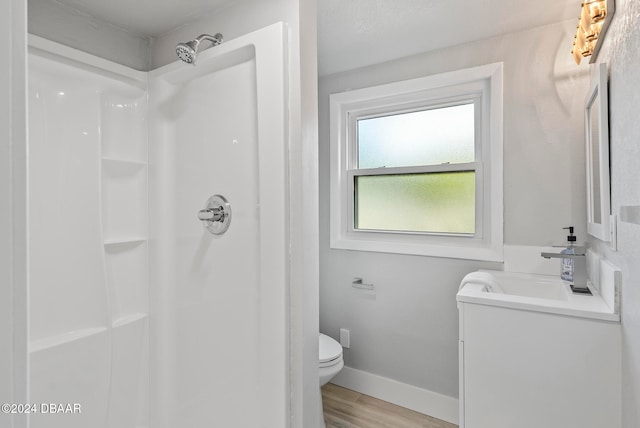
[{"left": 25, "top": 22, "right": 290, "bottom": 428}]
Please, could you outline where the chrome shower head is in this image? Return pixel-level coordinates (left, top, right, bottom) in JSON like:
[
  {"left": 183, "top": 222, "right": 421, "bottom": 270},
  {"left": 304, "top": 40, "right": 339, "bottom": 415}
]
[
  {"left": 175, "top": 33, "right": 223, "bottom": 64},
  {"left": 176, "top": 40, "right": 198, "bottom": 64}
]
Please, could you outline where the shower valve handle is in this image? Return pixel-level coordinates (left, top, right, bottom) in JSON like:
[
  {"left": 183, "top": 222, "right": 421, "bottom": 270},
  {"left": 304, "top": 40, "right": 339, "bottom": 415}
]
[
  {"left": 198, "top": 207, "right": 224, "bottom": 222},
  {"left": 197, "top": 194, "right": 232, "bottom": 235}
]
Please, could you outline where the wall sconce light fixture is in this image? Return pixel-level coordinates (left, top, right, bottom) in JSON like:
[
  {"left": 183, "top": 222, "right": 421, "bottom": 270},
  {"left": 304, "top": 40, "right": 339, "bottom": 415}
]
[{"left": 572, "top": 0, "right": 616, "bottom": 65}]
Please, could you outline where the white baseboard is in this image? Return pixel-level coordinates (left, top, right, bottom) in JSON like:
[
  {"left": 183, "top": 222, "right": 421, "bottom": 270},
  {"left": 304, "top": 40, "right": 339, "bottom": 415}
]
[{"left": 330, "top": 366, "right": 459, "bottom": 425}]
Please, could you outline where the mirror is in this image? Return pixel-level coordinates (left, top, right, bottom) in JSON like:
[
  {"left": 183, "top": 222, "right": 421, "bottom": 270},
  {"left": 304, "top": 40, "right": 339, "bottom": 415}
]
[{"left": 585, "top": 62, "right": 611, "bottom": 241}]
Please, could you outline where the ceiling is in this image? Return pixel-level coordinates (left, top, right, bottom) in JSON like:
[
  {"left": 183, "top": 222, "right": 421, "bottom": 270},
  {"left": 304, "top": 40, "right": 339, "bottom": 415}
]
[
  {"left": 48, "top": 0, "right": 579, "bottom": 76},
  {"left": 317, "top": 0, "right": 577, "bottom": 76}
]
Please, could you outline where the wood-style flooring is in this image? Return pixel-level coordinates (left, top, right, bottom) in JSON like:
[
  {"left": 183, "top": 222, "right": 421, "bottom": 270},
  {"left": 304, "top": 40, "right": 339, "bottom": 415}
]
[{"left": 322, "top": 383, "right": 458, "bottom": 428}]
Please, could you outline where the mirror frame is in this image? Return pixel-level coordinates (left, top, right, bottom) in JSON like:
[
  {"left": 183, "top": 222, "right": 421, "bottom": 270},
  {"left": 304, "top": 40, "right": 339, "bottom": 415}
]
[{"left": 585, "top": 62, "right": 611, "bottom": 242}]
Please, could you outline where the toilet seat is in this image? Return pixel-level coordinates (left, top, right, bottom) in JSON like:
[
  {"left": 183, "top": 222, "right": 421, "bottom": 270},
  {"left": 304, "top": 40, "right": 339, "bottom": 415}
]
[
  {"left": 320, "top": 356, "right": 342, "bottom": 368},
  {"left": 319, "top": 333, "right": 342, "bottom": 368}
]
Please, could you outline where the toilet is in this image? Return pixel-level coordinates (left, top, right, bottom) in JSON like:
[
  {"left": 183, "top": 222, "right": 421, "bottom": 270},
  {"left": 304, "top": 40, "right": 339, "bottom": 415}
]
[{"left": 318, "top": 333, "right": 344, "bottom": 427}]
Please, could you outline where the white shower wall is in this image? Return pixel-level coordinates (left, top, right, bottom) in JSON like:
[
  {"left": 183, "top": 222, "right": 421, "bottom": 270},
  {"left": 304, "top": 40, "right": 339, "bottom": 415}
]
[
  {"left": 28, "top": 37, "right": 149, "bottom": 428},
  {"left": 148, "top": 24, "right": 288, "bottom": 428},
  {"left": 26, "top": 22, "right": 288, "bottom": 428}
]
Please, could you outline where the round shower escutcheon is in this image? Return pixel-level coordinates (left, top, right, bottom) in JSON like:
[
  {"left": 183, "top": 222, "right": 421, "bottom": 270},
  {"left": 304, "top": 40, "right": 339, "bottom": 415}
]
[{"left": 198, "top": 194, "right": 232, "bottom": 235}]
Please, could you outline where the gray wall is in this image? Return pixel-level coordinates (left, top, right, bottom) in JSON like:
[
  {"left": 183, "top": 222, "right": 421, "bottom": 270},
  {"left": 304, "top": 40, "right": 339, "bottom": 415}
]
[
  {"left": 0, "top": 0, "right": 15, "bottom": 418},
  {"left": 586, "top": 1, "right": 640, "bottom": 426},
  {"left": 319, "top": 19, "right": 590, "bottom": 399},
  {"left": 2, "top": 1, "right": 28, "bottom": 427},
  {"left": 28, "top": 0, "right": 151, "bottom": 71},
  {"left": 151, "top": 0, "right": 295, "bottom": 68}
]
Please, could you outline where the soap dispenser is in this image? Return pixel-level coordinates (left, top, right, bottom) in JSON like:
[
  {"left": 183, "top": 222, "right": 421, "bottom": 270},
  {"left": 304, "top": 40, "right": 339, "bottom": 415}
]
[{"left": 560, "top": 226, "right": 576, "bottom": 282}]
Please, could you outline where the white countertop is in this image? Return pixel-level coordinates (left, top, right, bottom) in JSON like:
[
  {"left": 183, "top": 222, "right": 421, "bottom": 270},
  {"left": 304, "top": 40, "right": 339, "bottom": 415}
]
[{"left": 456, "top": 270, "right": 620, "bottom": 322}]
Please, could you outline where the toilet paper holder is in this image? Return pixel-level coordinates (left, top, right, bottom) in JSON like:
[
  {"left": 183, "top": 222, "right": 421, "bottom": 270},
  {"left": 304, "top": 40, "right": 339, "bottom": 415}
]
[{"left": 352, "top": 277, "right": 374, "bottom": 291}]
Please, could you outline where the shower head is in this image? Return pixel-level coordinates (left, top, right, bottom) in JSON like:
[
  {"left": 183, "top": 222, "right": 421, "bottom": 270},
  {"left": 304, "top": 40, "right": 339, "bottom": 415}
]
[
  {"left": 176, "top": 40, "right": 198, "bottom": 64},
  {"left": 176, "top": 33, "right": 223, "bottom": 64}
]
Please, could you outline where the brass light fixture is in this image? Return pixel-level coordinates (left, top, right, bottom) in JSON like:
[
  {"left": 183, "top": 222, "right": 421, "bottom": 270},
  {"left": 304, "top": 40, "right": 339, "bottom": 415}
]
[{"left": 572, "top": 0, "right": 616, "bottom": 65}]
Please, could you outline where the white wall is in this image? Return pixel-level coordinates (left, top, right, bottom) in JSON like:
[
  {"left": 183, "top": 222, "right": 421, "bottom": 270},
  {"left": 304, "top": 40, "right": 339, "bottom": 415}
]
[
  {"left": 1, "top": 1, "right": 28, "bottom": 427},
  {"left": 319, "top": 19, "right": 590, "bottom": 402},
  {"left": 152, "top": 1, "right": 319, "bottom": 427},
  {"left": 28, "top": 0, "right": 151, "bottom": 70},
  {"left": 586, "top": 1, "right": 640, "bottom": 426}
]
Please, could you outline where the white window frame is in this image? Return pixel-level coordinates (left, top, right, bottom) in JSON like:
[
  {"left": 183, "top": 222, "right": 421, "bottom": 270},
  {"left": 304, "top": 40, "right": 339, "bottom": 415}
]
[{"left": 329, "top": 63, "right": 503, "bottom": 261}]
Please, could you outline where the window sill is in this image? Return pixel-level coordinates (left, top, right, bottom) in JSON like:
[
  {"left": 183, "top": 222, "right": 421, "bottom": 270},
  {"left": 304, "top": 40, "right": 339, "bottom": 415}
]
[{"left": 330, "top": 233, "right": 503, "bottom": 262}]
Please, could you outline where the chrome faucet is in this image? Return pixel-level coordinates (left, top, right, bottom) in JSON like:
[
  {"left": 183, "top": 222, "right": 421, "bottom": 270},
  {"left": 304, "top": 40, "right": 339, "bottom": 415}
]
[{"left": 541, "top": 248, "right": 591, "bottom": 294}]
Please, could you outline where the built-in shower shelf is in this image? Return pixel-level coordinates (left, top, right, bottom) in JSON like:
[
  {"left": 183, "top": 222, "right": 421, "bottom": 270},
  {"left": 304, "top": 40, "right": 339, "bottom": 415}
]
[
  {"left": 112, "top": 313, "right": 147, "bottom": 328},
  {"left": 102, "top": 157, "right": 146, "bottom": 176},
  {"left": 104, "top": 237, "right": 147, "bottom": 247},
  {"left": 30, "top": 326, "right": 108, "bottom": 353}
]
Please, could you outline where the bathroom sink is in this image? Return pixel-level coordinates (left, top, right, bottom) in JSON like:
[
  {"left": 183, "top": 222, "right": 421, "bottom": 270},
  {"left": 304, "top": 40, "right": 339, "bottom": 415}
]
[
  {"left": 457, "top": 270, "right": 619, "bottom": 321},
  {"left": 494, "top": 276, "right": 569, "bottom": 301}
]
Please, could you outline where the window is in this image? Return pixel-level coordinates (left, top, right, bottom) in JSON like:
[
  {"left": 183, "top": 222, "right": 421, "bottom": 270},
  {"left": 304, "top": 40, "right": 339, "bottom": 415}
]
[
  {"left": 354, "top": 103, "right": 477, "bottom": 234},
  {"left": 329, "top": 63, "right": 503, "bottom": 261}
]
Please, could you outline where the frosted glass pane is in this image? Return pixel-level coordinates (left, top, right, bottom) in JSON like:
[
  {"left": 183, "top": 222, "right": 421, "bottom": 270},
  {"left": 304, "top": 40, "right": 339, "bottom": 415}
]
[
  {"left": 355, "top": 172, "right": 475, "bottom": 234},
  {"left": 357, "top": 103, "right": 475, "bottom": 169}
]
